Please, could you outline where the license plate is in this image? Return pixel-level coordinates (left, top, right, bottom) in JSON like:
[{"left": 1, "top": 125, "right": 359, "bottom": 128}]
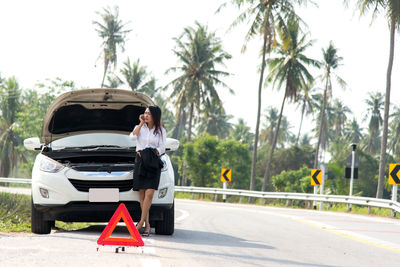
[{"left": 89, "top": 188, "right": 119, "bottom": 202}]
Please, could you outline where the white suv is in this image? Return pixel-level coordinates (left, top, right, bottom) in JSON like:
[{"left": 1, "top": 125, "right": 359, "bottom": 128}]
[{"left": 24, "top": 89, "right": 178, "bottom": 235}]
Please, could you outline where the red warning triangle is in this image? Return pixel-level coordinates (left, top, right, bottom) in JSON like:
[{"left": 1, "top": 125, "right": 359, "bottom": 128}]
[{"left": 97, "top": 203, "right": 144, "bottom": 247}]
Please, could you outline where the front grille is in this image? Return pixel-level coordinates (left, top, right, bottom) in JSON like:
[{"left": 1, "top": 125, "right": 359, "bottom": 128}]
[{"left": 68, "top": 179, "right": 133, "bottom": 192}]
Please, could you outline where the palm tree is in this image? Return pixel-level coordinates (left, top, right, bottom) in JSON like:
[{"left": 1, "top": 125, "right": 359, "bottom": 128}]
[
  {"left": 197, "top": 104, "right": 233, "bottom": 139},
  {"left": 388, "top": 106, "right": 400, "bottom": 156},
  {"left": 313, "top": 41, "right": 346, "bottom": 169},
  {"left": 295, "top": 84, "right": 317, "bottom": 143},
  {"left": 93, "top": 6, "right": 131, "bottom": 88},
  {"left": 103, "top": 74, "right": 123, "bottom": 88},
  {"left": 223, "top": 0, "right": 309, "bottom": 192},
  {"left": 167, "top": 22, "right": 232, "bottom": 142},
  {"left": 230, "top": 118, "right": 254, "bottom": 148},
  {"left": 363, "top": 92, "right": 384, "bottom": 154},
  {"left": 344, "top": 118, "right": 363, "bottom": 144},
  {"left": 331, "top": 99, "right": 351, "bottom": 137},
  {"left": 262, "top": 16, "right": 319, "bottom": 191},
  {"left": 120, "top": 58, "right": 147, "bottom": 90},
  {"left": 120, "top": 58, "right": 158, "bottom": 97},
  {"left": 260, "top": 107, "right": 293, "bottom": 148},
  {"left": 0, "top": 77, "right": 22, "bottom": 178},
  {"left": 349, "top": 0, "right": 400, "bottom": 198},
  {"left": 299, "top": 133, "right": 312, "bottom": 146},
  {"left": 260, "top": 107, "right": 279, "bottom": 146},
  {"left": 312, "top": 94, "right": 335, "bottom": 153},
  {"left": 171, "top": 106, "right": 188, "bottom": 140}
]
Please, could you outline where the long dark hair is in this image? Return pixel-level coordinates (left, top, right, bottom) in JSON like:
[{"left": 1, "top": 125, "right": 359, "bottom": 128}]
[{"left": 148, "top": 106, "right": 163, "bottom": 136}]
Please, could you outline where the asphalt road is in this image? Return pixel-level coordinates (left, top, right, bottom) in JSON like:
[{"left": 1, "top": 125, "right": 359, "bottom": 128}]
[{"left": 1, "top": 196, "right": 400, "bottom": 266}]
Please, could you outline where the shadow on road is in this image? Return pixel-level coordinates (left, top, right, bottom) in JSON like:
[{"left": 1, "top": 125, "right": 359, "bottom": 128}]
[
  {"left": 152, "top": 229, "right": 337, "bottom": 267},
  {"left": 43, "top": 226, "right": 338, "bottom": 267},
  {"left": 166, "top": 228, "right": 274, "bottom": 249}
]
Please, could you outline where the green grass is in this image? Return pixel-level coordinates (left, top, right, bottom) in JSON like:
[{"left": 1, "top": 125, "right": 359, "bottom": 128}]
[
  {"left": 55, "top": 221, "right": 97, "bottom": 231},
  {"left": 175, "top": 192, "right": 398, "bottom": 219},
  {"left": 0, "top": 192, "right": 98, "bottom": 233},
  {"left": 0, "top": 182, "right": 31, "bottom": 188},
  {"left": 325, "top": 203, "right": 393, "bottom": 217},
  {"left": 0, "top": 192, "right": 31, "bottom": 232}
]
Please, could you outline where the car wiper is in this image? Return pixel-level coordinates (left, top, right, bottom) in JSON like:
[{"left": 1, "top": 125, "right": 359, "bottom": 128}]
[
  {"left": 79, "top": 145, "right": 122, "bottom": 149},
  {"left": 57, "top": 145, "right": 123, "bottom": 151},
  {"left": 53, "top": 145, "right": 136, "bottom": 151}
]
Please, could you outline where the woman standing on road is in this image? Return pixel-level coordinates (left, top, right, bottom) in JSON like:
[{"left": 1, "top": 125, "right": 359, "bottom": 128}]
[{"left": 129, "top": 106, "right": 166, "bottom": 237}]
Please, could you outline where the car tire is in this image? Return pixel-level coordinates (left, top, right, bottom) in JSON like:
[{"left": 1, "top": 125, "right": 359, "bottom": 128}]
[
  {"left": 155, "top": 202, "right": 174, "bottom": 235},
  {"left": 31, "top": 198, "right": 52, "bottom": 234}
]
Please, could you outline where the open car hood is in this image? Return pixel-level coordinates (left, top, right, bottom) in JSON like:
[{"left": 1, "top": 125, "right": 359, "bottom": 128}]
[{"left": 41, "top": 88, "right": 154, "bottom": 145}]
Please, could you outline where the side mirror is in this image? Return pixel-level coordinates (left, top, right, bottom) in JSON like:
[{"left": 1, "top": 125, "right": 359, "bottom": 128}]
[
  {"left": 166, "top": 138, "right": 179, "bottom": 151},
  {"left": 24, "top": 137, "right": 42, "bottom": 151}
]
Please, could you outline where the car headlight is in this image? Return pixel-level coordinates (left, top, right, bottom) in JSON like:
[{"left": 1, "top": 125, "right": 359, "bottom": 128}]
[
  {"left": 161, "top": 159, "right": 168, "bottom": 172},
  {"left": 40, "top": 156, "right": 64, "bottom": 173}
]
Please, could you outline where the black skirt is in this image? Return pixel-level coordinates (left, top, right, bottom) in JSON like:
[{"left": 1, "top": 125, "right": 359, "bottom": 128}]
[{"left": 132, "top": 155, "right": 161, "bottom": 191}]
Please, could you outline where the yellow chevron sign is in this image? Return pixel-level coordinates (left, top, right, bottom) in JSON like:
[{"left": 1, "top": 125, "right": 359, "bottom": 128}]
[
  {"left": 389, "top": 164, "right": 400, "bottom": 185},
  {"left": 311, "top": 169, "right": 322, "bottom": 185},
  {"left": 221, "top": 168, "right": 232, "bottom": 182}
]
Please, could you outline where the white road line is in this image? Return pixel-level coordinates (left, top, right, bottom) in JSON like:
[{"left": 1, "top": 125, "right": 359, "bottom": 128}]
[
  {"left": 140, "top": 258, "right": 162, "bottom": 267},
  {"left": 284, "top": 213, "right": 400, "bottom": 252},
  {"left": 242, "top": 207, "right": 400, "bottom": 252},
  {"left": 139, "top": 246, "right": 157, "bottom": 255},
  {"left": 138, "top": 232, "right": 160, "bottom": 266},
  {"left": 178, "top": 199, "right": 400, "bottom": 225},
  {"left": 178, "top": 200, "right": 400, "bottom": 252},
  {"left": 176, "top": 208, "right": 189, "bottom": 222}
]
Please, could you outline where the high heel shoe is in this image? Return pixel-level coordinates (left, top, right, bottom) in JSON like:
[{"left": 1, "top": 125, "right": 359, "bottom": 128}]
[
  {"left": 136, "top": 223, "right": 144, "bottom": 234},
  {"left": 142, "top": 229, "right": 150, "bottom": 237}
]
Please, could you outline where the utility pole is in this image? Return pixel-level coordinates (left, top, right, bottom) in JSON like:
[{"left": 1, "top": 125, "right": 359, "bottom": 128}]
[{"left": 347, "top": 143, "right": 357, "bottom": 211}]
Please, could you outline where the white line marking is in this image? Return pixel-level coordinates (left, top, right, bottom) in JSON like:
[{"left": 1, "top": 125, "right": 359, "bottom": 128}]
[
  {"left": 177, "top": 200, "right": 400, "bottom": 252},
  {"left": 140, "top": 259, "right": 162, "bottom": 267},
  {"left": 176, "top": 208, "right": 189, "bottom": 222},
  {"left": 140, "top": 246, "right": 156, "bottom": 255}
]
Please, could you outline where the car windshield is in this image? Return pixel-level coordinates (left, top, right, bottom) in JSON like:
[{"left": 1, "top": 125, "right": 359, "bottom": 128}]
[{"left": 49, "top": 133, "right": 136, "bottom": 150}]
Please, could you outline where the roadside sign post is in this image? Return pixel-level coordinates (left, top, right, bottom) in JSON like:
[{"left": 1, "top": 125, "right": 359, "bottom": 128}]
[
  {"left": 221, "top": 168, "right": 232, "bottom": 203},
  {"left": 347, "top": 143, "right": 357, "bottom": 212},
  {"left": 389, "top": 163, "right": 400, "bottom": 217},
  {"left": 319, "top": 163, "right": 326, "bottom": 211},
  {"left": 313, "top": 185, "right": 317, "bottom": 209},
  {"left": 223, "top": 181, "right": 227, "bottom": 202},
  {"left": 311, "top": 169, "right": 322, "bottom": 209},
  {"left": 392, "top": 184, "right": 398, "bottom": 217}
]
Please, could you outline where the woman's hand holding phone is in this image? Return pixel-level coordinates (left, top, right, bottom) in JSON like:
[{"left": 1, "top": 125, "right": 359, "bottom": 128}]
[{"left": 139, "top": 114, "right": 145, "bottom": 124}]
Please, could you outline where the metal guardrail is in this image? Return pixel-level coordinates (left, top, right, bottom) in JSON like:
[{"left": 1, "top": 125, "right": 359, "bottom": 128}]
[
  {"left": 0, "top": 177, "right": 32, "bottom": 184},
  {"left": 1, "top": 178, "right": 399, "bottom": 214},
  {"left": 175, "top": 186, "right": 400, "bottom": 214}
]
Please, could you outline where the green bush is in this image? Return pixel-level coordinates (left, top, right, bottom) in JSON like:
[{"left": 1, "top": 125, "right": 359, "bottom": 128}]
[
  {"left": 271, "top": 166, "right": 313, "bottom": 193},
  {"left": 0, "top": 192, "right": 31, "bottom": 232}
]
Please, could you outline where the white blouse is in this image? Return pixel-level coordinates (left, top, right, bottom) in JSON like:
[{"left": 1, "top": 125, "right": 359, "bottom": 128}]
[{"left": 129, "top": 123, "right": 167, "bottom": 155}]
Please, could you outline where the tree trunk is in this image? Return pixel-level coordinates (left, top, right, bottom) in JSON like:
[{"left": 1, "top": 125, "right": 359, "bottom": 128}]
[
  {"left": 0, "top": 155, "right": 10, "bottom": 187},
  {"left": 249, "top": 32, "right": 268, "bottom": 194},
  {"left": 296, "top": 100, "right": 306, "bottom": 144},
  {"left": 314, "top": 74, "right": 329, "bottom": 169},
  {"left": 101, "top": 56, "right": 109, "bottom": 88},
  {"left": 262, "top": 94, "right": 287, "bottom": 191},
  {"left": 187, "top": 103, "right": 194, "bottom": 142},
  {"left": 376, "top": 17, "right": 395, "bottom": 199}
]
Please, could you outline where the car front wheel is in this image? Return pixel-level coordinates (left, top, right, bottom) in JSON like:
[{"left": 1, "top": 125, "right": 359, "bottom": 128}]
[
  {"left": 31, "top": 198, "right": 52, "bottom": 234},
  {"left": 155, "top": 202, "right": 174, "bottom": 235}
]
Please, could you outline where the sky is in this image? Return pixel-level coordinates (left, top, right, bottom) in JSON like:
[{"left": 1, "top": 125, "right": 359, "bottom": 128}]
[{"left": 0, "top": 0, "right": 399, "bottom": 141}]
